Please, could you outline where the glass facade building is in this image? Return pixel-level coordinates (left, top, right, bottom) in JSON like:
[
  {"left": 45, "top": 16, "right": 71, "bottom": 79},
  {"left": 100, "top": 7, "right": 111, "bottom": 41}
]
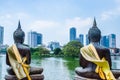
[
  {"left": 70, "top": 27, "right": 76, "bottom": 41},
  {"left": 86, "top": 34, "right": 89, "bottom": 45},
  {"left": 100, "top": 36, "right": 109, "bottom": 48},
  {"left": 109, "top": 34, "right": 116, "bottom": 48},
  {"left": 0, "top": 26, "right": 4, "bottom": 45},
  {"left": 28, "top": 31, "right": 42, "bottom": 48},
  {"left": 79, "top": 34, "right": 84, "bottom": 45}
]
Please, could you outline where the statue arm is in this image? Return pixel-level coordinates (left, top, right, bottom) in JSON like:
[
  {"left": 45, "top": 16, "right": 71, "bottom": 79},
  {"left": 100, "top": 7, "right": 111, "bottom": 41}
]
[
  {"left": 26, "top": 50, "right": 31, "bottom": 64},
  {"left": 106, "top": 50, "right": 112, "bottom": 69},
  {"left": 79, "top": 53, "right": 88, "bottom": 68},
  {"left": 6, "top": 52, "right": 11, "bottom": 66}
]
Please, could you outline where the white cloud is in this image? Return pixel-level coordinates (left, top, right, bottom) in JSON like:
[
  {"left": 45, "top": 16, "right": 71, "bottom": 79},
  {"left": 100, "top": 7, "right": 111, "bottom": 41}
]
[
  {"left": 29, "top": 20, "right": 60, "bottom": 31},
  {"left": 101, "top": 7, "right": 120, "bottom": 20},
  {"left": 0, "top": 12, "right": 30, "bottom": 45},
  {"left": 16, "top": 13, "right": 30, "bottom": 20},
  {"left": 101, "top": 0, "right": 120, "bottom": 20},
  {"left": 65, "top": 17, "right": 92, "bottom": 34},
  {"left": 65, "top": 17, "right": 92, "bottom": 28}
]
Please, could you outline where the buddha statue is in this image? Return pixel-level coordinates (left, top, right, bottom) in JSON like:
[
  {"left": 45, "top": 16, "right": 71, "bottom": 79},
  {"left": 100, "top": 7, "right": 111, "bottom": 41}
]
[
  {"left": 5, "top": 21, "right": 44, "bottom": 80},
  {"left": 75, "top": 18, "right": 120, "bottom": 79}
]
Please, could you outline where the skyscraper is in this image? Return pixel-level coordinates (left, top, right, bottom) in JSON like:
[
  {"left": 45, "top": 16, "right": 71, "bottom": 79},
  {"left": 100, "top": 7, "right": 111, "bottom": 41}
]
[
  {"left": 70, "top": 27, "right": 76, "bottom": 41},
  {"left": 79, "top": 34, "right": 84, "bottom": 45},
  {"left": 48, "top": 41, "right": 60, "bottom": 51},
  {"left": 37, "top": 33, "right": 42, "bottom": 45},
  {"left": 100, "top": 36, "right": 109, "bottom": 48},
  {"left": 86, "top": 34, "right": 89, "bottom": 45},
  {"left": 0, "top": 26, "right": 4, "bottom": 45},
  {"left": 28, "top": 31, "right": 42, "bottom": 48},
  {"left": 109, "top": 34, "right": 116, "bottom": 48}
]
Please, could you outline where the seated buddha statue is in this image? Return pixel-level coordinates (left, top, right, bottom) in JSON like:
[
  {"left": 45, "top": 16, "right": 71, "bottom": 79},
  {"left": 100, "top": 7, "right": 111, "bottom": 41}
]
[
  {"left": 75, "top": 18, "right": 119, "bottom": 79},
  {"left": 5, "top": 21, "right": 44, "bottom": 80}
]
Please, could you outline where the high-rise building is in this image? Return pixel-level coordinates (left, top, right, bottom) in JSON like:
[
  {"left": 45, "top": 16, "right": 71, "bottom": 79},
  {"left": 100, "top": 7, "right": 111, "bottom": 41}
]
[
  {"left": 100, "top": 36, "right": 109, "bottom": 48},
  {"left": 48, "top": 41, "right": 60, "bottom": 51},
  {"left": 70, "top": 27, "right": 76, "bottom": 41},
  {"left": 79, "top": 34, "right": 84, "bottom": 45},
  {"left": 37, "top": 33, "right": 42, "bottom": 45},
  {"left": 28, "top": 31, "right": 42, "bottom": 48},
  {"left": 100, "top": 34, "right": 116, "bottom": 48},
  {"left": 86, "top": 34, "right": 89, "bottom": 45},
  {"left": 0, "top": 26, "right": 4, "bottom": 45},
  {"left": 109, "top": 34, "right": 116, "bottom": 48}
]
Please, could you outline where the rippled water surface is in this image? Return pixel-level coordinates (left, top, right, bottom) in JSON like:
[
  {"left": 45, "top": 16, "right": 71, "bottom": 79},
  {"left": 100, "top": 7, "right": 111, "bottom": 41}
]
[
  {"left": 0, "top": 55, "right": 120, "bottom": 80},
  {"left": 0, "top": 55, "right": 79, "bottom": 80}
]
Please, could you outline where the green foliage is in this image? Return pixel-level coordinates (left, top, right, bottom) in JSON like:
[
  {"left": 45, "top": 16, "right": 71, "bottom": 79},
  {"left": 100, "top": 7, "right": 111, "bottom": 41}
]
[
  {"left": 31, "top": 52, "right": 40, "bottom": 58},
  {"left": 62, "top": 40, "right": 83, "bottom": 57},
  {"left": 39, "top": 46, "right": 50, "bottom": 54},
  {"left": 31, "top": 46, "right": 50, "bottom": 57},
  {"left": 53, "top": 48, "right": 62, "bottom": 55}
]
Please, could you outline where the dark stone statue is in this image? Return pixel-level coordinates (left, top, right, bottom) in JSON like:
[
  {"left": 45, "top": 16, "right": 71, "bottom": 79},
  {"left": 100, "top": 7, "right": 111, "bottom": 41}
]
[
  {"left": 75, "top": 18, "right": 120, "bottom": 79},
  {"left": 6, "top": 21, "right": 31, "bottom": 67},
  {"left": 80, "top": 18, "right": 111, "bottom": 70},
  {"left": 5, "top": 21, "right": 44, "bottom": 80}
]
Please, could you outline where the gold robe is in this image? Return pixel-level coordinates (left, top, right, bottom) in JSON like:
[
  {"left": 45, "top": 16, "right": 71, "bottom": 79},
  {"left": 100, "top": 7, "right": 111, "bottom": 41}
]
[
  {"left": 80, "top": 44, "right": 115, "bottom": 80},
  {"left": 7, "top": 44, "right": 31, "bottom": 80}
]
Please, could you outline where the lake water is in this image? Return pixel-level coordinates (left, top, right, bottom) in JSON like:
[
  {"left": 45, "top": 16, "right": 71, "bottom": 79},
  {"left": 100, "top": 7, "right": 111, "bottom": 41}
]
[
  {"left": 0, "top": 55, "right": 120, "bottom": 80},
  {"left": 0, "top": 55, "right": 79, "bottom": 80}
]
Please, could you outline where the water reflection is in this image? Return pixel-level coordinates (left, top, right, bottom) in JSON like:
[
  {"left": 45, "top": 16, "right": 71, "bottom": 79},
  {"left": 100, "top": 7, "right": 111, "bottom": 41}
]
[
  {"left": 0, "top": 55, "right": 7, "bottom": 80},
  {"left": 31, "top": 57, "right": 79, "bottom": 80},
  {"left": 0, "top": 56, "right": 2, "bottom": 78},
  {"left": 63, "top": 57, "right": 79, "bottom": 80}
]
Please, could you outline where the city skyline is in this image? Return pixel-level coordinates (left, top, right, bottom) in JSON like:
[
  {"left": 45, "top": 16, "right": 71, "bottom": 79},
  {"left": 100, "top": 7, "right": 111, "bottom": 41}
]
[
  {"left": 28, "top": 30, "right": 42, "bottom": 48},
  {"left": 0, "top": 0, "right": 120, "bottom": 47}
]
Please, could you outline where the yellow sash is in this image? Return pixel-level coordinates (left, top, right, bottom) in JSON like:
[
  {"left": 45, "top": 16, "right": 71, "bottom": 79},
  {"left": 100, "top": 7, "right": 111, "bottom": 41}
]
[
  {"left": 80, "top": 44, "right": 116, "bottom": 80},
  {"left": 7, "top": 44, "right": 31, "bottom": 80}
]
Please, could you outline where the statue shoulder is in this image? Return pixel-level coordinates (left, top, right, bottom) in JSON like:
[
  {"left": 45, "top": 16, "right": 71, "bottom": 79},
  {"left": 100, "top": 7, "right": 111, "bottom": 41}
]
[
  {"left": 16, "top": 44, "right": 30, "bottom": 50},
  {"left": 95, "top": 45, "right": 109, "bottom": 50},
  {"left": 7, "top": 46, "right": 13, "bottom": 52}
]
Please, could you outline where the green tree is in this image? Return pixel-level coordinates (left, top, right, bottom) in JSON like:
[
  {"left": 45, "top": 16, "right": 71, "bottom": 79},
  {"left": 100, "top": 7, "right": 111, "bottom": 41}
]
[
  {"left": 31, "top": 46, "right": 50, "bottom": 57},
  {"left": 53, "top": 48, "right": 62, "bottom": 55},
  {"left": 30, "top": 47, "right": 39, "bottom": 54},
  {"left": 62, "top": 40, "right": 83, "bottom": 57},
  {"left": 38, "top": 46, "right": 50, "bottom": 54}
]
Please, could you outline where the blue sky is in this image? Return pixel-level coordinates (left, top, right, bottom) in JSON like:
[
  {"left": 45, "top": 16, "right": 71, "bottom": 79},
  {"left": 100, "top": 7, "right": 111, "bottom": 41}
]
[{"left": 0, "top": 0, "right": 120, "bottom": 47}]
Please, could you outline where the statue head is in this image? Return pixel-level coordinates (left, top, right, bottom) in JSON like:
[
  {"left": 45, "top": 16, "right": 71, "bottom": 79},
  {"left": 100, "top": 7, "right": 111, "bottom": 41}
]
[
  {"left": 88, "top": 18, "right": 101, "bottom": 43},
  {"left": 13, "top": 21, "right": 25, "bottom": 44}
]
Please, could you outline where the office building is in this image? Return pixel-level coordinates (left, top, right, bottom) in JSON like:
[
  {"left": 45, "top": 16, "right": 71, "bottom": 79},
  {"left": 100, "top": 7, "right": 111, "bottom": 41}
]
[
  {"left": 28, "top": 31, "right": 42, "bottom": 48},
  {"left": 48, "top": 41, "right": 60, "bottom": 51},
  {"left": 100, "top": 36, "right": 109, "bottom": 48},
  {"left": 70, "top": 27, "right": 76, "bottom": 41},
  {"left": 109, "top": 34, "right": 116, "bottom": 48},
  {"left": 79, "top": 34, "right": 84, "bottom": 45},
  {"left": 86, "top": 34, "right": 89, "bottom": 45},
  {"left": 0, "top": 26, "right": 4, "bottom": 45}
]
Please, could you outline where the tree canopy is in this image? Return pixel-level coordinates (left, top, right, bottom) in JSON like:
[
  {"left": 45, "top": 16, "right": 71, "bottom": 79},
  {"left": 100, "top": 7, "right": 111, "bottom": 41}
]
[
  {"left": 31, "top": 46, "right": 50, "bottom": 57},
  {"left": 53, "top": 48, "right": 62, "bottom": 55},
  {"left": 62, "top": 40, "right": 83, "bottom": 57}
]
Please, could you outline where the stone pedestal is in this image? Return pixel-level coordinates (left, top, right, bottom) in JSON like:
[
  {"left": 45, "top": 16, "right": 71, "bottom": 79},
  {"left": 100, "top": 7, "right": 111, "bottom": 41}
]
[
  {"left": 74, "top": 74, "right": 98, "bottom": 80},
  {"left": 5, "top": 74, "right": 44, "bottom": 80},
  {"left": 5, "top": 67, "right": 44, "bottom": 80},
  {"left": 75, "top": 67, "right": 120, "bottom": 80}
]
